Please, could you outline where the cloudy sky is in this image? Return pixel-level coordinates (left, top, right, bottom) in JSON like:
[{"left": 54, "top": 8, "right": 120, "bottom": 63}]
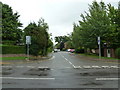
[{"left": 1, "top": 0, "right": 119, "bottom": 42}]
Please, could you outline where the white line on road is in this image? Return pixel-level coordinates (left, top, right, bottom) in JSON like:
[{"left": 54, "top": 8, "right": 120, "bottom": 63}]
[
  {"left": 60, "top": 54, "right": 76, "bottom": 68},
  {"left": 91, "top": 66, "right": 101, "bottom": 68},
  {"left": 49, "top": 56, "right": 55, "bottom": 60},
  {"left": 64, "top": 58, "right": 75, "bottom": 68},
  {"left": 83, "top": 66, "right": 92, "bottom": 69},
  {"left": 101, "top": 66, "right": 110, "bottom": 68},
  {"left": 1, "top": 65, "right": 119, "bottom": 69},
  {"left": 96, "top": 78, "right": 119, "bottom": 81},
  {"left": 0, "top": 77, "right": 55, "bottom": 80},
  {"left": 110, "top": 66, "right": 119, "bottom": 68}
]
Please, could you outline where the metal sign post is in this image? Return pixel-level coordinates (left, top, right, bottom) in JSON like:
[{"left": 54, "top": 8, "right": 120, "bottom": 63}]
[
  {"left": 26, "top": 36, "right": 31, "bottom": 61},
  {"left": 98, "top": 36, "right": 101, "bottom": 59}
]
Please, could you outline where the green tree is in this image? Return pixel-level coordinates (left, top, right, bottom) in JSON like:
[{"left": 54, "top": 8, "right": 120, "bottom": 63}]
[
  {"left": 55, "top": 35, "right": 71, "bottom": 50},
  {"left": 1, "top": 2, "right": 22, "bottom": 41},
  {"left": 24, "top": 18, "right": 51, "bottom": 56},
  {"left": 72, "top": 1, "right": 119, "bottom": 51},
  {"left": 107, "top": 2, "right": 120, "bottom": 48}
]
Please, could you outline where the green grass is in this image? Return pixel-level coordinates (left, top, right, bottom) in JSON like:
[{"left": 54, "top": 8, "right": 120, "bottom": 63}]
[
  {"left": 78, "top": 53, "right": 120, "bottom": 60},
  {"left": 1, "top": 57, "right": 26, "bottom": 60}
]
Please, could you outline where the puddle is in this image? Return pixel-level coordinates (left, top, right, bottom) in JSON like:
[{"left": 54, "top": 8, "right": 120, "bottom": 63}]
[
  {"left": 23, "top": 72, "right": 48, "bottom": 76},
  {"left": 2, "top": 68, "right": 12, "bottom": 71},
  {"left": 2, "top": 68, "right": 13, "bottom": 75},
  {"left": 23, "top": 68, "right": 50, "bottom": 76},
  {"left": 79, "top": 71, "right": 110, "bottom": 76},
  {"left": 29, "top": 68, "right": 51, "bottom": 71},
  {"left": 82, "top": 82, "right": 103, "bottom": 86},
  {"left": 2, "top": 72, "right": 12, "bottom": 75}
]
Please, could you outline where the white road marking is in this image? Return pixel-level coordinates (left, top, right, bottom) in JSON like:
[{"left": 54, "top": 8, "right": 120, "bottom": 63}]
[
  {"left": 110, "top": 66, "right": 119, "bottom": 68},
  {"left": 1, "top": 65, "right": 119, "bottom": 69},
  {"left": 91, "top": 66, "right": 101, "bottom": 68},
  {"left": 101, "top": 66, "right": 110, "bottom": 68},
  {"left": 83, "top": 66, "right": 92, "bottom": 69},
  {"left": 38, "top": 66, "right": 49, "bottom": 68},
  {"left": 2, "top": 66, "right": 12, "bottom": 68},
  {"left": 74, "top": 66, "right": 82, "bottom": 69},
  {"left": 0, "top": 77, "right": 55, "bottom": 80},
  {"left": 26, "top": 66, "right": 35, "bottom": 68},
  {"left": 49, "top": 56, "right": 55, "bottom": 60},
  {"left": 96, "top": 78, "right": 119, "bottom": 81},
  {"left": 61, "top": 54, "right": 76, "bottom": 68},
  {"left": 16, "top": 66, "right": 24, "bottom": 68}
]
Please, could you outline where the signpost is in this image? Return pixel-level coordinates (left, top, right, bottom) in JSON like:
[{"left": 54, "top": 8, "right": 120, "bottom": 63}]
[
  {"left": 98, "top": 36, "right": 101, "bottom": 59},
  {"left": 26, "top": 36, "right": 31, "bottom": 61}
]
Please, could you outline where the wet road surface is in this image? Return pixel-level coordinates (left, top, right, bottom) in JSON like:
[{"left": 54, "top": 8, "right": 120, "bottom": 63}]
[{"left": 1, "top": 52, "right": 119, "bottom": 89}]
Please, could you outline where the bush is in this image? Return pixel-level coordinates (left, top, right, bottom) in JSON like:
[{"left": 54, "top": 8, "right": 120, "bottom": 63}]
[
  {"left": 2, "top": 40, "right": 16, "bottom": 45},
  {"left": 2, "top": 45, "right": 25, "bottom": 54},
  {"left": 62, "top": 48, "right": 66, "bottom": 51},
  {"left": 115, "top": 48, "right": 120, "bottom": 59},
  {"left": 75, "top": 48, "right": 85, "bottom": 53},
  {"left": 29, "top": 44, "right": 40, "bottom": 56}
]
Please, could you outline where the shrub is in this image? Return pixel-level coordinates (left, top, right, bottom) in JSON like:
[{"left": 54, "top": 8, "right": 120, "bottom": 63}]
[
  {"left": 2, "top": 45, "right": 25, "bottom": 54},
  {"left": 29, "top": 44, "right": 40, "bottom": 56},
  {"left": 115, "top": 48, "right": 120, "bottom": 59},
  {"left": 75, "top": 48, "right": 85, "bottom": 53},
  {"left": 2, "top": 40, "right": 16, "bottom": 45}
]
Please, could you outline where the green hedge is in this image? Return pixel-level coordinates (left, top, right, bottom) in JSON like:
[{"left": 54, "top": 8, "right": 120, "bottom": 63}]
[
  {"left": 2, "top": 40, "right": 16, "bottom": 45},
  {"left": 115, "top": 48, "right": 120, "bottom": 59},
  {"left": 2, "top": 45, "right": 25, "bottom": 54}
]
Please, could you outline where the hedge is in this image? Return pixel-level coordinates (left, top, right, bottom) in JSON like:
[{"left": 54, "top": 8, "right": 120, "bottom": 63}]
[
  {"left": 2, "top": 40, "right": 16, "bottom": 45},
  {"left": 115, "top": 48, "right": 120, "bottom": 59},
  {"left": 1, "top": 45, "right": 25, "bottom": 54},
  {"left": 75, "top": 48, "right": 85, "bottom": 53}
]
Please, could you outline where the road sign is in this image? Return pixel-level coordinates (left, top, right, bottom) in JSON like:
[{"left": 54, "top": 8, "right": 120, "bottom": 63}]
[
  {"left": 26, "top": 36, "right": 31, "bottom": 61},
  {"left": 98, "top": 36, "right": 100, "bottom": 45},
  {"left": 98, "top": 36, "right": 101, "bottom": 59},
  {"left": 26, "top": 36, "right": 31, "bottom": 44}
]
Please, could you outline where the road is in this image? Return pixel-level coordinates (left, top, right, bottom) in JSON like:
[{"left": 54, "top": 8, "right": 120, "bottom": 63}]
[{"left": 1, "top": 51, "right": 120, "bottom": 89}]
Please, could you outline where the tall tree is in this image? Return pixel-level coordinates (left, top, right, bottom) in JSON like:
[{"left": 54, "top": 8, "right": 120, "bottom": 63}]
[
  {"left": 72, "top": 1, "right": 119, "bottom": 50},
  {"left": 24, "top": 18, "right": 51, "bottom": 56},
  {"left": 1, "top": 2, "right": 22, "bottom": 41}
]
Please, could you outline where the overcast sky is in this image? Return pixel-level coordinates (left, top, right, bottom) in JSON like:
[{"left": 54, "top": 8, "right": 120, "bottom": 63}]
[{"left": 1, "top": 0, "right": 119, "bottom": 42}]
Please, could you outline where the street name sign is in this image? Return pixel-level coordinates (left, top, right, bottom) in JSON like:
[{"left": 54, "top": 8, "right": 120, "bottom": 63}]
[{"left": 26, "top": 36, "right": 31, "bottom": 44}]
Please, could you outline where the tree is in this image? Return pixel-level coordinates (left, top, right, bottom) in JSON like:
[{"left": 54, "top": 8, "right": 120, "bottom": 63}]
[
  {"left": 72, "top": 1, "right": 119, "bottom": 50},
  {"left": 24, "top": 18, "right": 51, "bottom": 56},
  {"left": 1, "top": 2, "right": 22, "bottom": 41},
  {"left": 55, "top": 35, "right": 71, "bottom": 50}
]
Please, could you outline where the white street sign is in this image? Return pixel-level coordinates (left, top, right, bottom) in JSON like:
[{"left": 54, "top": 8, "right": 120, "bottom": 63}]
[
  {"left": 98, "top": 36, "right": 101, "bottom": 59},
  {"left": 26, "top": 36, "right": 31, "bottom": 44},
  {"left": 98, "top": 36, "right": 100, "bottom": 45}
]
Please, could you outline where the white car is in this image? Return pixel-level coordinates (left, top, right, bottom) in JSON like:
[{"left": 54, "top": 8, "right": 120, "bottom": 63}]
[{"left": 54, "top": 49, "right": 58, "bottom": 52}]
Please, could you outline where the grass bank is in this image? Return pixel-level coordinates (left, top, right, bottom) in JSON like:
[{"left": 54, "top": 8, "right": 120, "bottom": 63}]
[{"left": 77, "top": 53, "right": 120, "bottom": 60}]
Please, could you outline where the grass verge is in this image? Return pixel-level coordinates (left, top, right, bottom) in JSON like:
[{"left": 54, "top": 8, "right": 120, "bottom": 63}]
[
  {"left": 1, "top": 57, "right": 26, "bottom": 60},
  {"left": 77, "top": 53, "right": 120, "bottom": 60}
]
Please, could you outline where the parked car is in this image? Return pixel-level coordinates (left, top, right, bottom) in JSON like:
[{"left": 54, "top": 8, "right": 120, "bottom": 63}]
[
  {"left": 70, "top": 49, "right": 75, "bottom": 53},
  {"left": 54, "top": 49, "right": 58, "bottom": 52}
]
